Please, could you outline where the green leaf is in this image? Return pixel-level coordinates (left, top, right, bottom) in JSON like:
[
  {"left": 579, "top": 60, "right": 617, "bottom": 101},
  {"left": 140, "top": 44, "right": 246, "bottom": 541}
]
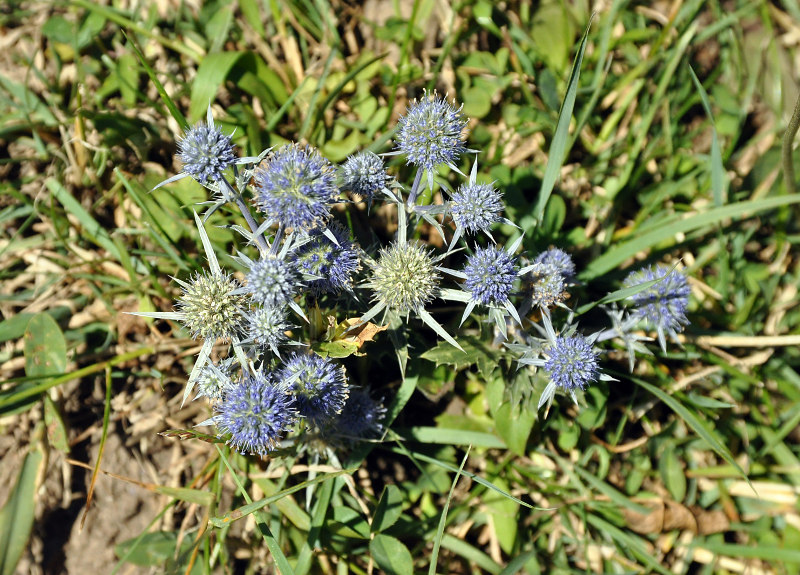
[
  {"left": 189, "top": 52, "right": 245, "bottom": 122},
  {"left": 370, "top": 534, "right": 414, "bottom": 575},
  {"left": 659, "top": 444, "right": 687, "bottom": 502},
  {"left": 0, "top": 446, "right": 43, "bottom": 575},
  {"left": 24, "top": 313, "right": 67, "bottom": 378},
  {"left": 533, "top": 14, "right": 593, "bottom": 224},
  {"left": 330, "top": 507, "right": 371, "bottom": 539},
  {"left": 581, "top": 191, "right": 800, "bottom": 281},
  {"left": 493, "top": 401, "right": 535, "bottom": 456},
  {"left": 115, "top": 532, "right": 181, "bottom": 566},
  {"left": 486, "top": 476, "right": 518, "bottom": 555},
  {"left": 312, "top": 339, "right": 360, "bottom": 358},
  {"left": 631, "top": 377, "right": 751, "bottom": 489},
  {"left": 372, "top": 485, "right": 404, "bottom": 534},
  {"left": 689, "top": 65, "right": 727, "bottom": 206},
  {"left": 43, "top": 396, "right": 69, "bottom": 453}
]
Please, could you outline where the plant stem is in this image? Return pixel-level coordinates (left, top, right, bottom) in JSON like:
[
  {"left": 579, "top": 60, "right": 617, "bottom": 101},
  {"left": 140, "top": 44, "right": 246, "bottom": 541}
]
[{"left": 222, "top": 178, "right": 269, "bottom": 252}]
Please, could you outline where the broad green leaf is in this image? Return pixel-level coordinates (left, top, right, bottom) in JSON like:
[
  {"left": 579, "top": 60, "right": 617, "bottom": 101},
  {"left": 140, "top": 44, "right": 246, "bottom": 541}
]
[
  {"left": 659, "top": 444, "right": 687, "bottom": 502},
  {"left": 372, "top": 485, "right": 404, "bottom": 534},
  {"left": 0, "top": 446, "right": 43, "bottom": 575},
  {"left": 370, "top": 534, "right": 413, "bottom": 575},
  {"left": 330, "top": 507, "right": 370, "bottom": 539},
  {"left": 493, "top": 401, "right": 535, "bottom": 456},
  {"left": 486, "top": 476, "right": 517, "bottom": 555},
  {"left": 24, "top": 313, "right": 67, "bottom": 378},
  {"left": 189, "top": 52, "right": 245, "bottom": 122}
]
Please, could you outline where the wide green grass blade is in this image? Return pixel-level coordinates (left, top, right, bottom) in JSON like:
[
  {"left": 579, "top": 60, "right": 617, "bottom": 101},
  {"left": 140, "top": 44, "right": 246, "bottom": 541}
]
[
  {"left": 533, "top": 14, "right": 593, "bottom": 225},
  {"left": 580, "top": 194, "right": 800, "bottom": 280},
  {"left": 0, "top": 443, "right": 43, "bottom": 575}
]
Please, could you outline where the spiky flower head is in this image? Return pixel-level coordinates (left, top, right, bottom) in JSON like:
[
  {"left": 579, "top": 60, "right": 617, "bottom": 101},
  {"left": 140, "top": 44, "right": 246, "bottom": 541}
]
[
  {"left": 195, "top": 358, "right": 236, "bottom": 403},
  {"left": 450, "top": 182, "right": 503, "bottom": 235},
  {"left": 278, "top": 353, "right": 349, "bottom": 427},
  {"left": 293, "top": 223, "right": 361, "bottom": 296},
  {"left": 463, "top": 246, "right": 517, "bottom": 306},
  {"left": 247, "top": 303, "right": 290, "bottom": 352},
  {"left": 623, "top": 264, "right": 690, "bottom": 347},
  {"left": 521, "top": 263, "right": 567, "bottom": 310},
  {"left": 215, "top": 370, "right": 297, "bottom": 456},
  {"left": 177, "top": 271, "right": 247, "bottom": 341},
  {"left": 335, "top": 388, "right": 386, "bottom": 440},
  {"left": 341, "top": 151, "right": 389, "bottom": 200},
  {"left": 396, "top": 90, "right": 468, "bottom": 173},
  {"left": 245, "top": 254, "right": 299, "bottom": 307},
  {"left": 177, "top": 122, "right": 236, "bottom": 184},
  {"left": 368, "top": 242, "right": 440, "bottom": 314},
  {"left": 544, "top": 335, "right": 599, "bottom": 392},
  {"left": 254, "top": 144, "right": 338, "bottom": 231},
  {"left": 534, "top": 248, "right": 576, "bottom": 280}
]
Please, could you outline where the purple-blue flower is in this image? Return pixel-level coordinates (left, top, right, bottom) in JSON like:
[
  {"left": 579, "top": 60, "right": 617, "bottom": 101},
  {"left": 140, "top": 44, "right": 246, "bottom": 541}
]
[
  {"left": 177, "top": 122, "right": 236, "bottom": 184},
  {"left": 278, "top": 353, "right": 349, "bottom": 427},
  {"left": 246, "top": 303, "right": 290, "bottom": 353},
  {"left": 396, "top": 91, "right": 468, "bottom": 173},
  {"left": 254, "top": 144, "right": 338, "bottom": 231},
  {"left": 463, "top": 246, "right": 517, "bottom": 306},
  {"left": 292, "top": 223, "right": 360, "bottom": 296},
  {"left": 335, "top": 388, "right": 386, "bottom": 440},
  {"left": 341, "top": 151, "right": 389, "bottom": 200},
  {"left": 214, "top": 370, "right": 297, "bottom": 456},
  {"left": 534, "top": 248, "right": 576, "bottom": 280},
  {"left": 450, "top": 182, "right": 502, "bottom": 235},
  {"left": 623, "top": 264, "right": 690, "bottom": 348},
  {"left": 245, "top": 254, "right": 299, "bottom": 307},
  {"left": 544, "top": 335, "right": 599, "bottom": 392}
]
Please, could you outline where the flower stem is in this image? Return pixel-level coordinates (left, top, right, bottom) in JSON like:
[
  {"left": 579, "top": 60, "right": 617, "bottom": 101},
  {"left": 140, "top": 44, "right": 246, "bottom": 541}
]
[{"left": 221, "top": 177, "right": 269, "bottom": 252}]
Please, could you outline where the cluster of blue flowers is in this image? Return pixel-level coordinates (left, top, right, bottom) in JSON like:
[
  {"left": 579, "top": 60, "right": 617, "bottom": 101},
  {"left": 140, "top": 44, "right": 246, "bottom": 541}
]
[{"left": 141, "top": 90, "right": 693, "bottom": 456}]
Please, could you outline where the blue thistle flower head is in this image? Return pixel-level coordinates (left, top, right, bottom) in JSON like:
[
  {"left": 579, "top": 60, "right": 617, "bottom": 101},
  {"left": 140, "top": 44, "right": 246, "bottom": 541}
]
[
  {"left": 278, "top": 353, "right": 349, "bottom": 427},
  {"left": 177, "top": 271, "right": 247, "bottom": 341},
  {"left": 195, "top": 357, "right": 236, "bottom": 403},
  {"left": 246, "top": 303, "right": 290, "bottom": 352},
  {"left": 623, "top": 265, "right": 690, "bottom": 348},
  {"left": 521, "top": 263, "right": 567, "bottom": 311},
  {"left": 367, "top": 242, "right": 440, "bottom": 314},
  {"left": 177, "top": 121, "right": 236, "bottom": 184},
  {"left": 245, "top": 254, "right": 299, "bottom": 307},
  {"left": 293, "top": 223, "right": 361, "bottom": 296},
  {"left": 396, "top": 91, "right": 468, "bottom": 173},
  {"left": 341, "top": 151, "right": 389, "bottom": 200},
  {"left": 450, "top": 182, "right": 503, "bottom": 235},
  {"left": 544, "top": 335, "right": 599, "bottom": 392},
  {"left": 215, "top": 370, "right": 297, "bottom": 456},
  {"left": 254, "top": 144, "right": 338, "bottom": 231},
  {"left": 335, "top": 388, "right": 386, "bottom": 440},
  {"left": 463, "top": 246, "right": 517, "bottom": 306},
  {"left": 534, "top": 248, "right": 576, "bottom": 280}
]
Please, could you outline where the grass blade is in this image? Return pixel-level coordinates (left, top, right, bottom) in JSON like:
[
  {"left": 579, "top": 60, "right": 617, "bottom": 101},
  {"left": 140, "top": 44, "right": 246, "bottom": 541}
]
[{"left": 533, "top": 13, "right": 594, "bottom": 225}]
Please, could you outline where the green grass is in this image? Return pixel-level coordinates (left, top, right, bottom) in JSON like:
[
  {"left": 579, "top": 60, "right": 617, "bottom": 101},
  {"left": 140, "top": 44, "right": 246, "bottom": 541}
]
[{"left": 2, "top": 0, "right": 800, "bottom": 574}]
